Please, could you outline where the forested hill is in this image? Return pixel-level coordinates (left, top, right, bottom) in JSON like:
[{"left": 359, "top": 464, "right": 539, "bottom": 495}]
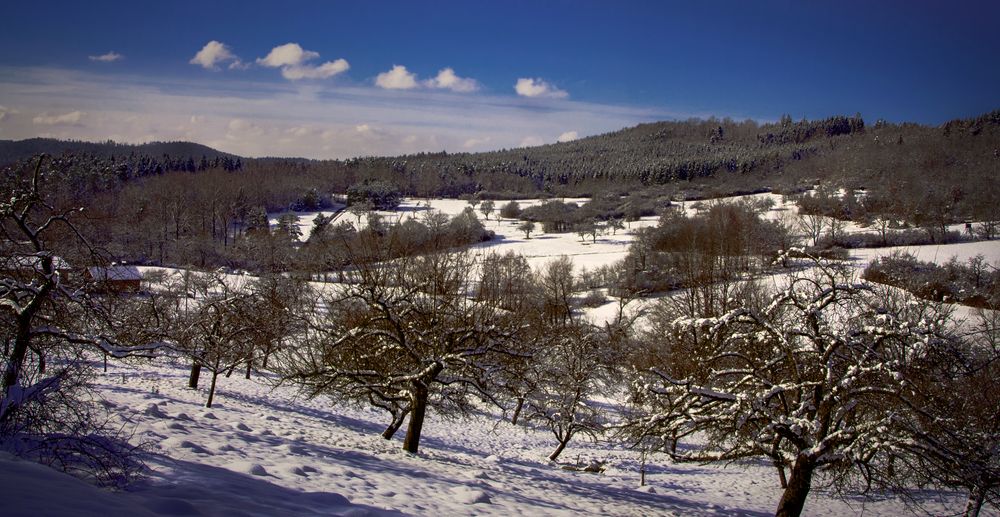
[
  {"left": 5, "top": 109, "right": 998, "bottom": 200},
  {"left": 0, "top": 138, "right": 238, "bottom": 168},
  {"left": 331, "top": 110, "right": 999, "bottom": 198}
]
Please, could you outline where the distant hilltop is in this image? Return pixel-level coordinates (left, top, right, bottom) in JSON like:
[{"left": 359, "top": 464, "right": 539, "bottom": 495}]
[{"left": 0, "top": 138, "right": 237, "bottom": 167}]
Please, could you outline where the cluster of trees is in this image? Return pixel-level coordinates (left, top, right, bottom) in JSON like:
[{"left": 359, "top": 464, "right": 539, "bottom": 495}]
[
  {"left": 515, "top": 193, "right": 663, "bottom": 236},
  {"left": 345, "top": 179, "right": 402, "bottom": 210},
  {"left": 864, "top": 253, "right": 1000, "bottom": 309},
  {"left": 757, "top": 114, "right": 865, "bottom": 145},
  {"left": 794, "top": 183, "right": 999, "bottom": 246},
  {"left": 277, "top": 247, "right": 634, "bottom": 459},
  {"left": 163, "top": 271, "right": 308, "bottom": 408},
  {"left": 620, "top": 200, "right": 790, "bottom": 293},
  {"left": 299, "top": 207, "right": 494, "bottom": 274}
]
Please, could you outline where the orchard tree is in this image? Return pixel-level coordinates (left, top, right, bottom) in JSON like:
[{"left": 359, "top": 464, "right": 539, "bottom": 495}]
[
  {"left": 887, "top": 310, "right": 1000, "bottom": 517},
  {"left": 172, "top": 272, "right": 256, "bottom": 408},
  {"left": 518, "top": 221, "right": 535, "bottom": 239},
  {"left": 627, "top": 258, "right": 960, "bottom": 517},
  {"left": 479, "top": 199, "right": 495, "bottom": 222},
  {"left": 500, "top": 200, "right": 522, "bottom": 220},
  {"left": 524, "top": 313, "right": 634, "bottom": 462},
  {"left": 280, "top": 251, "right": 527, "bottom": 454}
]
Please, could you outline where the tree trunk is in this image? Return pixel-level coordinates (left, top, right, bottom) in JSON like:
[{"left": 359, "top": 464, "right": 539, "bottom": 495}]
[
  {"left": 403, "top": 384, "right": 429, "bottom": 454},
  {"left": 382, "top": 410, "right": 407, "bottom": 440},
  {"left": 775, "top": 455, "right": 815, "bottom": 517},
  {"left": 245, "top": 358, "right": 253, "bottom": 379},
  {"left": 206, "top": 371, "right": 219, "bottom": 408},
  {"left": 188, "top": 362, "right": 202, "bottom": 389},
  {"left": 2, "top": 319, "right": 32, "bottom": 399},
  {"left": 36, "top": 349, "right": 45, "bottom": 374},
  {"left": 548, "top": 433, "right": 573, "bottom": 462},
  {"left": 511, "top": 397, "right": 525, "bottom": 425},
  {"left": 964, "top": 487, "right": 985, "bottom": 517}
]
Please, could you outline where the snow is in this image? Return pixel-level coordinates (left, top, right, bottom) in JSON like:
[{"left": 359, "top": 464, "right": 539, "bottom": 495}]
[
  {"left": 3, "top": 357, "right": 963, "bottom": 516},
  {"left": 851, "top": 240, "right": 1000, "bottom": 268},
  {"left": 12, "top": 192, "right": 992, "bottom": 515}
]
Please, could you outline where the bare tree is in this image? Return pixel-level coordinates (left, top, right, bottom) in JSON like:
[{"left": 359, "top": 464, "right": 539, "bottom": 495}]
[
  {"left": 1, "top": 157, "right": 159, "bottom": 484},
  {"left": 172, "top": 272, "right": 256, "bottom": 407},
  {"left": 627, "top": 259, "right": 960, "bottom": 517},
  {"left": 524, "top": 318, "right": 633, "bottom": 462},
  {"left": 796, "top": 213, "right": 827, "bottom": 247},
  {"left": 537, "top": 256, "right": 576, "bottom": 325},
  {"left": 280, "top": 251, "right": 526, "bottom": 454}
]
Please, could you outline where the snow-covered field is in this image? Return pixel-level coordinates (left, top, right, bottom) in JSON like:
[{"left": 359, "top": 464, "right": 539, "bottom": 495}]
[
  {"left": 5, "top": 358, "right": 966, "bottom": 516},
  {"left": 8, "top": 193, "right": 999, "bottom": 516}
]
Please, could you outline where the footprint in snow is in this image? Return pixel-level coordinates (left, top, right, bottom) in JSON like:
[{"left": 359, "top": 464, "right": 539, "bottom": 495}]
[
  {"left": 233, "top": 422, "right": 252, "bottom": 432},
  {"left": 143, "top": 403, "right": 168, "bottom": 418},
  {"left": 178, "top": 441, "right": 212, "bottom": 455}
]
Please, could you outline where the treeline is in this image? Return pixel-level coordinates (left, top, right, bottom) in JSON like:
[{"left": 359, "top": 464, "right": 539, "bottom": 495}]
[
  {"left": 864, "top": 253, "right": 1000, "bottom": 309},
  {"left": 0, "top": 138, "right": 239, "bottom": 168}
]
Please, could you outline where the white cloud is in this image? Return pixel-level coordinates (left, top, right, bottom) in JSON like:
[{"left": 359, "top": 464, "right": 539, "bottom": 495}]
[
  {"left": 33, "top": 111, "right": 85, "bottom": 125},
  {"left": 256, "top": 43, "right": 349, "bottom": 81},
  {"left": 375, "top": 65, "right": 418, "bottom": 90},
  {"left": 0, "top": 105, "right": 12, "bottom": 122},
  {"left": 425, "top": 68, "right": 479, "bottom": 93},
  {"left": 256, "top": 43, "right": 318, "bottom": 68},
  {"left": 0, "top": 66, "right": 702, "bottom": 158},
  {"left": 515, "top": 77, "right": 568, "bottom": 99},
  {"left": 281, "top": 59, "right": 350, "bottom": 80},
  {"left": 189, "top": 41, "right": 241, "bottom": 70},
  {"left": 556, "top": 131, "right": 579, "bottom": 143},
  {"left": 89, "top": 51, "right": 123, "bottom": 63}
]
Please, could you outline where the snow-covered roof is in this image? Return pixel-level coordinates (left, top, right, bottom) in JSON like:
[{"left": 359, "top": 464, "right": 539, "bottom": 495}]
[{"left": 87, "top": 265, "right": 143, "bottom": 282}]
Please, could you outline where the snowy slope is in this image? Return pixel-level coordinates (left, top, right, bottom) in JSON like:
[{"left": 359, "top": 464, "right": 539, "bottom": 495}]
[{"left": 17, "top": 358, "right": 958, "bottom": 517}]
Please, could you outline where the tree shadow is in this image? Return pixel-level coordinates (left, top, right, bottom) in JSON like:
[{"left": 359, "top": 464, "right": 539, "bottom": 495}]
[{"left": 132, "top": 453, "right": 407, "bottom": 516}]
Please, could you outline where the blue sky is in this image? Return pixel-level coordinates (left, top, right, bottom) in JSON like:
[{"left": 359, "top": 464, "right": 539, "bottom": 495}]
[{"left": 0, "top": 1, "right": 997, "bottom": 158}]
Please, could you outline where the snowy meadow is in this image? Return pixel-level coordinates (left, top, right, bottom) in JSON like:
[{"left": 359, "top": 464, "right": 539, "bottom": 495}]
[{"left": 5, "top": 192, "right": 999, "bottom": 517}]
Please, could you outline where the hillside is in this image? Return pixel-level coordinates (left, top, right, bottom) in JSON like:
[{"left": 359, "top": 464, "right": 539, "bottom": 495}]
[{"left": 0, "top": 138, "right": 237, "bottom": 167}]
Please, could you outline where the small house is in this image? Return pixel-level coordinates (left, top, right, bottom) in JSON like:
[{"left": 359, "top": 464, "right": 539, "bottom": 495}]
[{"left": 85, "top": 265, "right": 143, "bottom": 292}]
